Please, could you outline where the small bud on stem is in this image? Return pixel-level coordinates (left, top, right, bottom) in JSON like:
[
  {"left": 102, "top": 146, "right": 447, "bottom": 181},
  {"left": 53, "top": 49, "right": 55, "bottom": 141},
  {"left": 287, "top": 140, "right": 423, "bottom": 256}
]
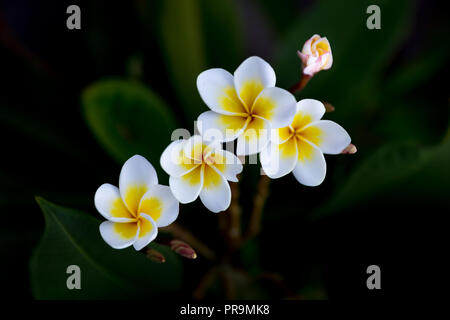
[
  {"left": 170, "top": 240, "right": 197, "bottom": 259},
  {"left": 145, "top": 247, "right": 166, "bottom": 263},
  {"left": 341, "top": 144, "right": 357, "bottom": 154},
  {"left": 323, "top": 102, "right": 335, "bottom": 113}
]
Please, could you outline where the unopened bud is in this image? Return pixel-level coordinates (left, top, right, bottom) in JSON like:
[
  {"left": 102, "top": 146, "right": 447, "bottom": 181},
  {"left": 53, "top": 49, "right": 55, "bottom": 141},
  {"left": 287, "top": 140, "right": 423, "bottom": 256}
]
[
  {"left": 145, "top": 248, "right": 166, "bottom": 263},
  {"left": 323, "top": 102, "right": 335, "bottom": 113},
  {"left": 170, "top": 240, "right": 197, "bottom": 259},
  {"left": 298, "top": 34, "right": 333, "bottom": 76},
  {"left": 341, "top": 144, "right": 357, "bottom": 154}
]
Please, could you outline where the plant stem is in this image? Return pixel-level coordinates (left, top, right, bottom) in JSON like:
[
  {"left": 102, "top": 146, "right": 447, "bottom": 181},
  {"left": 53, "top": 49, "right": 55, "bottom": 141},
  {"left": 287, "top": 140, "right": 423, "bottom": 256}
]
[
  {"left": 228, "top": 182, "right": 242, "bottom": 248},
  {"left": 242, "top": 174, "right": 271, "bottom": 243},
  {"left": 193, "top": 266, "right": 219, "bottom": 299},
  {"left": 288, "top": 74, "right": 312, "bottom": 94}
]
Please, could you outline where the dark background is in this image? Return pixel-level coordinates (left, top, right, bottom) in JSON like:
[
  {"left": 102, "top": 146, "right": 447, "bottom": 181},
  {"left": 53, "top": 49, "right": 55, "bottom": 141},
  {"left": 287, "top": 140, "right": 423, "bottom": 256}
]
[{"left": 0, "top": 0, "right": 448, "bottom": 299}]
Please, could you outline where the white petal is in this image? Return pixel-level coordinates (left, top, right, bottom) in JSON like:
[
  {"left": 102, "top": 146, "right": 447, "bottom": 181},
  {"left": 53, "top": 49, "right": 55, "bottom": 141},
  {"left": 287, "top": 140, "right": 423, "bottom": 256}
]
[
  {"left": 94, "top": 183, "right": 135, "bottom": 222},
  {"left": 236, "top": 117, "right": 270, "bottom": 156},
  {"left": 197, "top": 68, "right": 247, "bottom": 115},
  {"left": 181, "top": 135, "right": 204, "bottom": 162},
  {"left": 119, "top": 155, "right": 158, "bottom": 215},
  {"left": 260, "top": 138, "right": 298, "bottom": 179},
  {"left": 209, "top": 150, "right": 243, "bottom": 182},
  {"left": 271, "top": 126, "right": 294, "bottom": 144},
  {"left": 292, "top": 139, "right": 326, "bottom": 186},
  {"left": 169, "top": 165, "right": 203, "bottom": 204},
  {"left": 199, "top": 165, "right": 231, "bottom": 213},
  {"left": 251, "top": 87, "right": 296, "bottom": 128},
  {"left": 99, "top": 221, "right": 139, "bottom": 249},
  {"left": 301, "top": 34, "right": 320, "bottom": 56},
  {"left": 133, "top": 213, "right": 158, "bottom": 251},
  {"left": 305, "top": 120, "right": 351, "bottom": 154},
  {"left": 197, "top": 111, "right": 249, "bottom": 142},
  {"left": 234, "top": 56, "right": 276, "bottom": 110},
  {"left": 160, "top": 139, "right": 199, "bottom": 177},
  {"left": 295, "top": 99, "right": 326, "bottom": 124},
  {"left": 138, "top": 185, "right": 179, "bottom": 227}
]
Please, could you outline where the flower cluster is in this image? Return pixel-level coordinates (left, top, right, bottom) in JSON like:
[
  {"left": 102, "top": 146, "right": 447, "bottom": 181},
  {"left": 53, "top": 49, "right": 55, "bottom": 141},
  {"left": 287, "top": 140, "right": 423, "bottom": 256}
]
[{"left": 95, "top": 35, "right": 352, "bottom": 250}]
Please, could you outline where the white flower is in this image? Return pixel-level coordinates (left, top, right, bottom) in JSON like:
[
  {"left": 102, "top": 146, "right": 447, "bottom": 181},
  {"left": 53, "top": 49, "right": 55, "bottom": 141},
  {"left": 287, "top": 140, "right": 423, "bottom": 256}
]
[
  {"left": 260, "top": 99, "right": 351, "bottom": 186},
  {"left": 196, "top": 56, "right": 296, "bottom": 156},
  {"left": 94, "top": 155, "right": 179, "bottom": 250},
  {"left": 160, "top": 135, "right": 243, "bottom": 213},
  {"left": 297, "top": 34, "right": 333, "bottom": 76}
]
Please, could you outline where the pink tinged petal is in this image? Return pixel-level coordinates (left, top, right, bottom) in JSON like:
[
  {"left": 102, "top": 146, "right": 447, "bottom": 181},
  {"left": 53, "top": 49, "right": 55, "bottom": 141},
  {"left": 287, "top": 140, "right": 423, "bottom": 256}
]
[
  {"left": 321, "top": 52, "right": 333, "bottom": 70},
  {"left": 94, "top": 183, "right": 135, "bottom": 222},
  {"left": 99, "top": 221, "right": 140, "bottom": 249},
  {"left": 303, "top": 60, "right": 323, "bottom": 76},
  {"left": 199, "top": 166, "right": 231, "bottom": 213},
  {"left": 306, "top": 120, "right": 351, "bottom": 154},
  {"left": 292, "top": 140, "right": 327, "bottom": 187},
  {"left": 251, "top": 87, "right": 297, "bottom": 129},
  {"left": 301, "top": 34, "right": 320, "bottom": 56},
  {"left": 297, "top": 50, "right": 309, "bottom": 65},
  {"left": 196, "top": 68, "right": 247, "bottom": 115},
  {"left": 133, "top": 213, "right": 158, "bottom": 251}
]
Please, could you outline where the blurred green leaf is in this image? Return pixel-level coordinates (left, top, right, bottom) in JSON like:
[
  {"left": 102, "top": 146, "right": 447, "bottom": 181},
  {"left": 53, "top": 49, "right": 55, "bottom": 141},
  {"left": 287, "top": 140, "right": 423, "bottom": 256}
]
[
  {"left": 138, "top": 0, "right": 244, "bottom": 122},
  {"left": 373, "top": 98, "right": 441, "bottom": 145},
  {"left": 82, "top": 79, "right": 177, "bottom": 179},
  {"left": 312, "top": 136, "right": 450, "bottom": 219},
  {"left": 30, "top": 197, "right": 182, "bottom": 299},
  {"left": 276, "top": 0, "right": 414, "bottom": 125},
  {"left": 158, "top": 0, "right": 206, "bottom": 122},
  {"left": 0, "top": 104, "right": 86, "bottom": 161},
  {"left": 384, "top": 42, "right": 450, "bottom": 98},
  {"left": 199, "top": 0, "right": 244, "bottom": 70},
  {"left": 258, "top": 0, "right": 299, "bottom": 34}
]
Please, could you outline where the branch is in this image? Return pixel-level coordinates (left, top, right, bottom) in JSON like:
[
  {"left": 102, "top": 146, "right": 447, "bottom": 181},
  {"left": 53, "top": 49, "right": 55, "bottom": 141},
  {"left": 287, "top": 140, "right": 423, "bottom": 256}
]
[{"left": 242, "top": 174, "right": 271, "bottom": 243}]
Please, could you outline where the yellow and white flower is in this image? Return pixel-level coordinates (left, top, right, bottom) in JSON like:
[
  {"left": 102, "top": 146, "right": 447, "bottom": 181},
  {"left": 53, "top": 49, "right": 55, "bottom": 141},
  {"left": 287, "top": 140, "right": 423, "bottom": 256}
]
[
  {"left": 95, "top": 155, "right": 179, "bottom": 250},
  {"left": 260, "top": 99, "right": 350, "bottom": 186},
  {"left": 297, "top": 34, "right": 333, "bottom": 76},
  {"left": 196, "top": 56, "right": 296, "bottom": 156},
  {"left": 160, "top": 135, "right": 243, "bottom": 213}
]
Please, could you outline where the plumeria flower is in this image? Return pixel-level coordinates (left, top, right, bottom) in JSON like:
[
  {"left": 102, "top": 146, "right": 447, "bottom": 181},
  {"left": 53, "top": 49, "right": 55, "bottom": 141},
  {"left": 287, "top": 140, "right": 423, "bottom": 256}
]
[
  {"left": 196, "top": 56, "right": 296, "bottom": 156},
  {"left": 94, "top": 155, "right": 179, "bottom": 250},
  {"left": 160, "top": 135, "right": 243, "bottom": 213},
  {"left": 260, "top": 99, "right": 351, "bottom": 186},
  {"left": 297, "top": 34, "right": 333, "bottom": 76}
]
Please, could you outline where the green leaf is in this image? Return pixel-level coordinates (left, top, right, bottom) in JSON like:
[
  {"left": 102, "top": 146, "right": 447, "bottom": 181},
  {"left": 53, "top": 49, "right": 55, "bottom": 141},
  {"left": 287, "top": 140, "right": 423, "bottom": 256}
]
[
  {"left": 30, "top": 197, "right": 182, "bottom": 299},
  {"left": 137, "top": 0, "right": 244, "bottom": 122},
  {"left": 157, "top": 0, "right": 207, "bottom": 122},
  {"left": 312, "top": 137, "right": 450, "bottom": 219},
  {"left": 199, "top": 0, "right": 244, "bottom": 70},
  {"left": 82, "top": 79, "right": 177, "bottom": 179},
  {"left": 384, "top": 42, "right": 450, "bottom": 98}
]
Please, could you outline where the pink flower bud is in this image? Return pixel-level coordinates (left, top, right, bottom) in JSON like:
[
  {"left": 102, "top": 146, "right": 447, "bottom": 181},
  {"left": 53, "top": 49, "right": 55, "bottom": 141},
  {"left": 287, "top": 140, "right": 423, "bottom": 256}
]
[
  {"left": 297, "top": 34, "right": 333, "bottom": 76},
  {"left": 170, "top": 240, "right": 197, "bottom": 259}
]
